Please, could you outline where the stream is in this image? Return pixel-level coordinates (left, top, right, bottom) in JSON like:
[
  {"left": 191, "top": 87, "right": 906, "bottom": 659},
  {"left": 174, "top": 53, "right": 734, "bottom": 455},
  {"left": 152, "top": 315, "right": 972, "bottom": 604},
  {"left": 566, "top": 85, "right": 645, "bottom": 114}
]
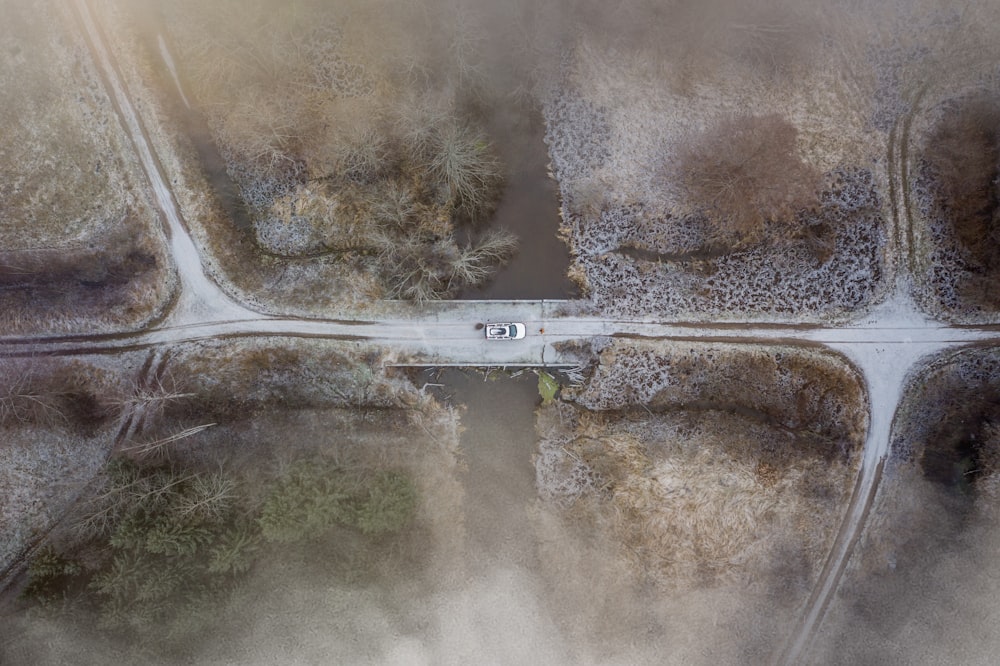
[{"left": 132, "top": 5, "right": 576, "bottom": 302}]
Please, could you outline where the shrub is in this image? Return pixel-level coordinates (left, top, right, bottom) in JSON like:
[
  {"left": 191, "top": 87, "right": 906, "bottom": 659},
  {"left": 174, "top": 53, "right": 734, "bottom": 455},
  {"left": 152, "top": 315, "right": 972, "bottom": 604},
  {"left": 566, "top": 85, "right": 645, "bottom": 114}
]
[
  {"left": 0, "top": 362, "right": 113, "bottom": 431},
  {"left": 335, "top": 124, "right": 393, "bottom": 184},
  {"left": 924, "top": 93, "right": 1000, "bottom": 269},
  {"left": 351, "top": 471, "right": 417, "bottom": 536},
  {"left": 427, "top": 122, "right": 504, "bottom": 221},
  {"left": 674, "top": 114, "right": 822, "bottom": 250},
  {"left": 537, "top": 371, "right": 560, "bottom": 405},
  {"left": 20, "top": 547, "right": 81, "bottom": 605},
  {"left": 449, "top": 229, "right": 519, "bottom": 287},
  {"left": 379, "top": 229, "right": 517, "bottom": 302},
  {"left": 258, "top": 461, "right": 417, "bottom": 541},
  {"left": 367, "top": 179, "right": 418, "bottom": 228},
  {"left": 257, "top": 462, "right": 352, "bottom": 543}
]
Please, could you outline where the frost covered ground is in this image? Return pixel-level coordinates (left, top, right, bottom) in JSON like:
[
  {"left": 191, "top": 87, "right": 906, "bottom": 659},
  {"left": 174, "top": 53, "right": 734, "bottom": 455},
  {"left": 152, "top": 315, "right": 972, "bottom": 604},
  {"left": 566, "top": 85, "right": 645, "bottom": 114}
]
[
  {"left": 0, "top": 354, "right": 142, "bottom": 570},
  {"left": 535, "top": 340, "right": 865, "bottom": 593},
  {"left": 542, "top": 22, "right": 893, "bottom": 321},
  {"left": 7, "top": 1, "right": 1000, "bottom": 664},
  {"left": 540, "top": 1, "right": 1000, "bottom": 324},
  {"left": 526, "top": 338, "right": 870, "bottom": 659},
  {"left": 0, "top": 0, "right": 172, "bottom": 334}
]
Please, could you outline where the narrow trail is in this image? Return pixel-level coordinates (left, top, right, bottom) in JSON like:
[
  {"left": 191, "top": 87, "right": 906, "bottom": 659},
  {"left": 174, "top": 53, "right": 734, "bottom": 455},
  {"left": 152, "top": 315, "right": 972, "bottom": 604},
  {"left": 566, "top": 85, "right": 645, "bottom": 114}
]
[
  {"left": 70, "top": 0, "right": 261, "bottom": 327},
  {"left": 16, "top": 1, "right": 1000, "bottom": 661},
  {"left": 774, "top": 75, "right": 943, "bottom": 663}
]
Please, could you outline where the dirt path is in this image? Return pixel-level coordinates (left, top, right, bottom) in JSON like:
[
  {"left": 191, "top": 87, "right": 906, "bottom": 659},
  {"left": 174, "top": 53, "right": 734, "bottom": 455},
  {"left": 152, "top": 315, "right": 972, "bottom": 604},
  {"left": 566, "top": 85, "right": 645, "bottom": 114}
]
[
  {"left": 70, "top": 0, "right": 260, "bottom": 326},
  {"left": 31, "top": 2, "right": 1000, "bottom": 662}
]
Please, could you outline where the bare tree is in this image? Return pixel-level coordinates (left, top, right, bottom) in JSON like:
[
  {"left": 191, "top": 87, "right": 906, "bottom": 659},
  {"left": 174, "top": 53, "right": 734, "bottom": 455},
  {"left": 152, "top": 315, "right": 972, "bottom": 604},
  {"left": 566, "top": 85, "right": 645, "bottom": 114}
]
[
  {"left": 121, "top": 423, "right": 217, "bottom": 461},
  {"left": 427, "top": 122, "right": 504, "bottom": 221},
  {"left": 0, "top": 371, "right": 67, "bottom": 427},
  {"left": 111, "top": 371, "right": 194, "bottom": 422},
  {"left": 449, "top": 228, "right": 519, "bottom": 287},
  {"left": 172, "top": 472, "right": 235, "bottom": 521}
]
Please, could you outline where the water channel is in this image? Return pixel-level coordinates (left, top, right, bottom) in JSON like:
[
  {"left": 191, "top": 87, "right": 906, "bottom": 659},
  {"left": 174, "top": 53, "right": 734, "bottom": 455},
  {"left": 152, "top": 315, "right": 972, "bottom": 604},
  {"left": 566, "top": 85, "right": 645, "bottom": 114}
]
[
  {"left": 132, "top": 5, "right": 576, "bottom": 303},
  {"left": 456, "top": 107, "right": 579, "bottom": 300},
  {"left": 420, "top": 368, "right": 542, "bottom": 567}
]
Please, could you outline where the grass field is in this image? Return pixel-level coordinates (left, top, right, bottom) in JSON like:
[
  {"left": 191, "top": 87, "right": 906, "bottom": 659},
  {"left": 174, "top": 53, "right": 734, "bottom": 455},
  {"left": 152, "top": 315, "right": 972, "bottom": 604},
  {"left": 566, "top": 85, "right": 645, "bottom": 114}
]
[
  {"left": 533, "top": 340, "right": 867, "bottom": 656},
  {"left": 0, "top": 0, "right": 172, "bottom": 334}
]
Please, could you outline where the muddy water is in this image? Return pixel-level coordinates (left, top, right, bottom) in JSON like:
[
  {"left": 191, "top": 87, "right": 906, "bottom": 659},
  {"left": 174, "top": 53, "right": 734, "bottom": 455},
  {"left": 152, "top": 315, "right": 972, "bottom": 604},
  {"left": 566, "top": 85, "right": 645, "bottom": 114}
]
[
  {"left": 136, "top": 6, "right": 575, "bottom": 299},
  {"left": 458, "top": 109, "right": 579, "bottom": 300},
  {"left": 422, "top": 368, "right": 542, "bottom": 566}
]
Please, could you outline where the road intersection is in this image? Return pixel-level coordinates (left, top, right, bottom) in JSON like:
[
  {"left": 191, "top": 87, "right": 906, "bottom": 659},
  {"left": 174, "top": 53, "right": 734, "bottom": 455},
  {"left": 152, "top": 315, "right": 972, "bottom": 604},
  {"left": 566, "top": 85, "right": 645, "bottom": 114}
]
[{"left": 44, "top": 1, "right": 1000, "bottom": 661}]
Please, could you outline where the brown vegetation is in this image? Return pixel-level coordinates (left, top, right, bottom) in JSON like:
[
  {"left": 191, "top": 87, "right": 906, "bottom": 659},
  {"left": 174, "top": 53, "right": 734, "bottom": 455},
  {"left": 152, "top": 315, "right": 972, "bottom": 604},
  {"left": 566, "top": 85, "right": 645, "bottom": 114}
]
[
  {"left": 889, "top": 347, "right": 1000, "bottom": 503},
  {"left": 536, "top": 341, "right": 866, "bottom": 592},
  {"left": 925, "top": 94, "right": 1000, "bottom": 260},
  {"left": 816, "top": 345, "right": 1000, "bottom": 663},
  {"left": 0, "top": 0, "right": 171, "bottom": 334},
  {"left": 922, "top": 92, "right": 1000, "bottom": 308},
  {"left": 0, "top": 360, "right": 118, "bottom": 434},
  {"left": 674, "top": 114, "right": 823, "bottom": 250},
  {"left": 155, "top": 0, "right": 516, "bottom": 302}
]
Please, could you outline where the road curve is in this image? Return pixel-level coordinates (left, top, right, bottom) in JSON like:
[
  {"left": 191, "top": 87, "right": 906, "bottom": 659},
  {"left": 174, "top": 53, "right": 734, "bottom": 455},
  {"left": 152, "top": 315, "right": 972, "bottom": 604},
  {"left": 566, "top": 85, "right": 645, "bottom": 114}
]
[
  {"left": 33, "top": 2, "right": 1000, "bottom": 663},
  {"left": 69, "top": 0, "right": 261, "bottom": 326}
]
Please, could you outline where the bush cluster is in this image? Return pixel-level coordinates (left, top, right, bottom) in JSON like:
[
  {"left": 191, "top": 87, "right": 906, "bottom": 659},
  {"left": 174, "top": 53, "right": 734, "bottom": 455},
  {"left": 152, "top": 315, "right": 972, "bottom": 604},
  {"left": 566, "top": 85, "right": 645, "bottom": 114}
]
[
  {"left": 258, "top": 460, "right": 416, "bottom": 542},
  {"left": 922, "top": 92, "right": 1000, "bottom": 309},
  {"left": 674, "top": 114, "right": 822, "bottom": 251},
  {"left": 21, "top": 455, "right": 418, "bottom": 649},
  {"left": 255, "top": 105, "right": 514, "bottom": 300},
  {"left": 171, "top": 0, "right": 516, "bottom": 300}
]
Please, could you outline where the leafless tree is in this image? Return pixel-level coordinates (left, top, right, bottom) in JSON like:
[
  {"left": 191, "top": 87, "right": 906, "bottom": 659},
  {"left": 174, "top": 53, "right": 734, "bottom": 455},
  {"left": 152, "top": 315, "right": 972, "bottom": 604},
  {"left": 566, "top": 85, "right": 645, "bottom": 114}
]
[
  {"left": 449, "top": 229, "right": 519, "bottom": 287},
  {"left": 111, "top": 371, "right": 194, "bottom": 422},
  {"left": 121, "top": 423, "right": 217, "bottom": 461},
  {"left": 0, "top": 370, "right": 67, "bottom": 427},
  {"left": 427, "top": 122, "right": 504, "bottom": 220}
]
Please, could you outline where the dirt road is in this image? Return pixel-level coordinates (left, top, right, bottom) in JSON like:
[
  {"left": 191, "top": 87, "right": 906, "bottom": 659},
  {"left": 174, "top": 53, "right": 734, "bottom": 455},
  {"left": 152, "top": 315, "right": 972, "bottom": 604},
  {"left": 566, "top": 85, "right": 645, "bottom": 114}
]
[{"left": 43, "top": 1, "right": 1000, "bottom": 663}]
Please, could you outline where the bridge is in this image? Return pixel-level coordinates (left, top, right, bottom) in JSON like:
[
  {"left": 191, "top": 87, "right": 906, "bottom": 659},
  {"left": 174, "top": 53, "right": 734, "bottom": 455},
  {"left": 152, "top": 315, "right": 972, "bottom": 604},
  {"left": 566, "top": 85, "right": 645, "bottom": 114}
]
[{"left": 9, "top": 1, "right": 996, "bottom": 663}]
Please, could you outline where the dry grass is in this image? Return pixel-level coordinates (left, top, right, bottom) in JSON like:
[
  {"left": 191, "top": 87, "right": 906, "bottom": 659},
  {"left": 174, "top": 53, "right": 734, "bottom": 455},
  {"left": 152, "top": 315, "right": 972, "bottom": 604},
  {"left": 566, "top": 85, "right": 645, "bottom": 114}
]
[
  {"left": 889, "top": 346, "right": 1000, "bottom": 499},
  {"left": 923, "top": 93, "right": 1000, "bottom": 255},
  {"left": 147, "top": 0, "right": 512, "bottom": 305},
  {"left": 674, "top": 114, "right": 822, "bottom": 251},
  {"left": 537, "top": 340, "right": 866, "bottom": 592},
  {"left": 811, "top": 344, "right": 1000, "bottom": 663},
  {"left": 920, "top": 91, "right": 1000, "bottom": 308},
  {"left": 0, "top": 2, "right": 123, "bottom": 248},
  {"left": 161, "top": 339, "right": 467, "bottom": 569},
  {"left": 0, "top": 0, "right": 171, "bottom": 334},
  {"left": 543, "top": 0, "right": 894, "bottom": 320},
  {"left": 540, "top": 405, "right": 857, "bottom": 592}
]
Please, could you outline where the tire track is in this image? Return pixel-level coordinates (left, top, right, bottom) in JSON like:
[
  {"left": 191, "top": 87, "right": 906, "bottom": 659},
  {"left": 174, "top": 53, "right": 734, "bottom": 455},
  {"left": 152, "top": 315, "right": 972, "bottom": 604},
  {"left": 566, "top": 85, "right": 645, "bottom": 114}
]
[
  {"left": 3, "top": 3, "right": 998, "bottom": 660},
  {"left": 772, "top": 86, "right": 928, "bottom": 664},
  {"left": 0, "top": 349, "right": 162, "bottom": 598}
]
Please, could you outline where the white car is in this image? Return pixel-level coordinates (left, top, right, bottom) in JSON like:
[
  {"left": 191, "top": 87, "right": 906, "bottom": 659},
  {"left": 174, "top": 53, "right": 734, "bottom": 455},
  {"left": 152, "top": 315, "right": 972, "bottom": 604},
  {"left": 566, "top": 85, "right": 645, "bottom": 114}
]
[{"left": 485, "top": 322, "right": 526, "bottom": 340}]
